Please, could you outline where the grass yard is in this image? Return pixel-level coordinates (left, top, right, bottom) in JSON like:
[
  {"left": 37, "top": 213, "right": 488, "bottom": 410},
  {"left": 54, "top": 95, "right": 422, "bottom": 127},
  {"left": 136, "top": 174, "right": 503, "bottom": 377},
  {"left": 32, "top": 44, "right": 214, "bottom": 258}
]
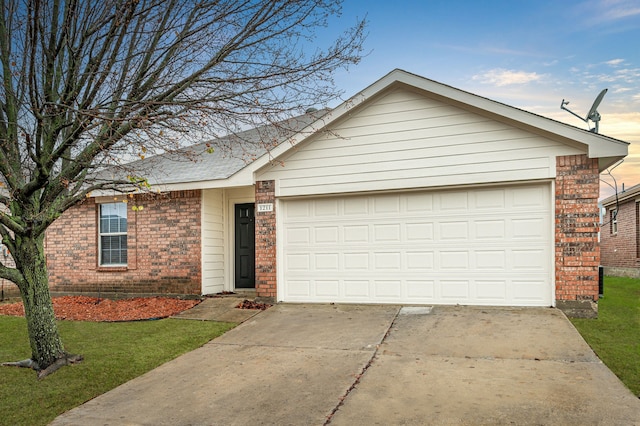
[
  {"left": 571, "top": 276, "right": 640, "bottom": 397},
  {"left": 0, "top": 317, "right": 235, "bottom": 426}
]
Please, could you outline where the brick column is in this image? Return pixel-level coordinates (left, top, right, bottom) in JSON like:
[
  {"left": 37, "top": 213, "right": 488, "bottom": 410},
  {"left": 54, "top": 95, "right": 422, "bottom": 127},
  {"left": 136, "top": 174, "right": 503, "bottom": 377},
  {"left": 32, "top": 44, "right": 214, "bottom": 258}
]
[
  {"left": 555, "top": 154, "right": 600, "bottom": 317},
  {"left": 255, "top": 181, "right": 277, "bottom": 300}
]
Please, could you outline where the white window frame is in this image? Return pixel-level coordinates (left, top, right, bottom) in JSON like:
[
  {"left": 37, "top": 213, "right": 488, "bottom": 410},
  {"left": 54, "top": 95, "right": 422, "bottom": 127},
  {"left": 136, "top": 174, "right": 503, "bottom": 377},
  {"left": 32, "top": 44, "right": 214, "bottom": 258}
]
[
  {"left": 611, "top": 208, "right": 618, "bottom": 235},
  {"left": 99, "top": 202, "right": 128, "bottom": 266}
]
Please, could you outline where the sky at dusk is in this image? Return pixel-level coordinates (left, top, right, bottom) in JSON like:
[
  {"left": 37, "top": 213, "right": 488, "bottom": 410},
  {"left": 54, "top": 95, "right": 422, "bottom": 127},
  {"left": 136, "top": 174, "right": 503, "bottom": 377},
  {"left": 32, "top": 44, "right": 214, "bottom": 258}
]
[{"left": 324, "top": 0, "right": 640, "bottom": 199}]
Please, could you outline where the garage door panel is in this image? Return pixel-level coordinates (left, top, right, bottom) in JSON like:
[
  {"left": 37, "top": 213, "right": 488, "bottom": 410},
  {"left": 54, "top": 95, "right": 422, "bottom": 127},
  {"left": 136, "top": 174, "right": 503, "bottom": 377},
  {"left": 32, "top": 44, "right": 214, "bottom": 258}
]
[
  {"left": 439, "top": 251, "right": 470, "bottom": 269},
  {"left": 512, "top": 279, "right": 548, "bottom": 302},
  {"left": 406, "top": 223, "right": 434, "bottom": 240},
  {"left": 374, "top": 224, "right": 401, "bottom": 241},
  {"left": 314, "top": 199, "right": 339, "bottom": 216},
  {"left": 512, "top": 218, "right": 547, "bottom": 239},
  {"left": 407, "top": 280, "right": 435, "bottom": 298},
  {"left": 512, "top": 186, "right": 546, "bottom": 208},
  {"left": 374, "top": 252, "right": 402, "bottom": 269},
  {"left": 287, "top": 202, "right": 310, "bottom": 217},
  {"left": 344, "top": 197, "right": 369, "bottom": 215},
  {"left": 288, "top": 280, "right": 311, "bottom": 297},
  {"left": 475, "top": 189, "right": 506, "bottom": 209},
  {"left": 315, "top": 253, "right": 339, "bottom": 270},
  {"left": 475, "top": 220, "right": 506, "bottom": 240},
  {"left": 441, "top": 280, "right": 470, "bottom": 299},
  {"left": 374, "top": 195, "right": 400, "bottom": 213},
  {"left": 344, "top": 225, "right": 369, "bottom": 243},
  {"left": 286, "top": 253, "right": 310, "bottom": 270},
  {"left": 282, "top": 276, "right": 551, "bottom": 305},
  {"left": 440, "top": 192, "right": 468, "bottom": 210},
  {"left": 440, "top": 221, "right": 469, "bottom": 240},
  {"left": 316, "top": 280, "right": 340, "bottom": 296},
  {"left": 406, "top": 251, "right": 434, "bottom": 269},
  {"left": 512, "top": 249, "right": 547, "bottom": 270},
  {"left": 344, "top": 252, "right": 369, "bottom": 269},
  {"left": 315, "top": 226, "right": 339, "bottom": 243},
  {"left": 286, "top": 227, "right": 310, "bottom": 244},
  {"left": 374, "top": 280, "right": 402, "bottom": 298},
  {"left": 345, "top": 280, "right": 369, "bottom": 297},
  {"left": 476, "top": 280, "right": 508, "bottom": 301},
  {"left": 475, "top": 250, "right": 507, "bottom": 270},
  {"left": 281, "top": 184, "right": 552, "bottom": 306},
  {"left": 406, "top": 193, "right": 433, "bottom": 212}
]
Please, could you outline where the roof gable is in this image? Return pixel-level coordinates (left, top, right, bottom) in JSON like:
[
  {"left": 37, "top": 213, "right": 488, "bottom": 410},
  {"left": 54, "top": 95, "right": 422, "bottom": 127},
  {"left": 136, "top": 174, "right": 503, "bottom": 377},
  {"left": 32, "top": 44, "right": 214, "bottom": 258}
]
[{"left": 254, "top": 69, "right": 628, "bottom": 176}]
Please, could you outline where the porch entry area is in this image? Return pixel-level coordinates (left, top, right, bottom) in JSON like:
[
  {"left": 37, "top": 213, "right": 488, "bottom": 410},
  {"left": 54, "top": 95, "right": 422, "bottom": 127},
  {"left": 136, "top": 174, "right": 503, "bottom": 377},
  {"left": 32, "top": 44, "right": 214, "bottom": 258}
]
[{"left": 200, "top": 187, "right": 256, "bottom": 295}]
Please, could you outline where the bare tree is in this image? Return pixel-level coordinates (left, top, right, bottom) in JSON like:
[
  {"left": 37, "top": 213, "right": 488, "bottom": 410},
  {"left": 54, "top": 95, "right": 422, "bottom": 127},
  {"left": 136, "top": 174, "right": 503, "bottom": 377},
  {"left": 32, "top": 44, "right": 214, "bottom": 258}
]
[{"left": 0, "top": 0, "right": 365, "bottom": 378}]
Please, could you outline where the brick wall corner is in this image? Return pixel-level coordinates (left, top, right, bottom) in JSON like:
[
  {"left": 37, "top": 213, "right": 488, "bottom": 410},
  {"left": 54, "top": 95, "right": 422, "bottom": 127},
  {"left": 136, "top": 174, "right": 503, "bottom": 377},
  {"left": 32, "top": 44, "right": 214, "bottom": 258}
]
[
  {"left": 255, "top": 181, "right": 277, "bottom": 299},
  {"left": 555, "top": 154, "right": 600, "bottom": 304}
]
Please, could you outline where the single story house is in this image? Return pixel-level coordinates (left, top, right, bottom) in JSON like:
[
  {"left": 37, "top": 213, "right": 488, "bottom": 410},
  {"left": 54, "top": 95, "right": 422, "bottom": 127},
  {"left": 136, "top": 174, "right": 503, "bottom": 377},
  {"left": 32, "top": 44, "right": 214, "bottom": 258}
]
[
  {"left": 43, "top": 69, "right": 628, "bottom": 315},
  {"left": 600, "top": 183, "right": 640, "bottom": 277}
]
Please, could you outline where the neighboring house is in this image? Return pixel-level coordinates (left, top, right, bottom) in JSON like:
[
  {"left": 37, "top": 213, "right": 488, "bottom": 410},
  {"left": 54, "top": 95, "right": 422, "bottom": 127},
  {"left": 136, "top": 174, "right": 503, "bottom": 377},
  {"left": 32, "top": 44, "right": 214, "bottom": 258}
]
[
  {"left": 600, "top": 183, "right": 640, "bottom": 277},
  {"left": 41, "top": 69, "right": 628, "bottom": 315}
]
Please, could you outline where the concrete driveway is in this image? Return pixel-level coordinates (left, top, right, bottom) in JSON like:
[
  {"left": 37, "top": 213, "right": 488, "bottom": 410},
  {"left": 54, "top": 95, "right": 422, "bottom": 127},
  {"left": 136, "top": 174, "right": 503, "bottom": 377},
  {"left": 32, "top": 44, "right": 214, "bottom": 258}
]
[{"left": 51, "top": 304, "right": 640, "bottom": 425}]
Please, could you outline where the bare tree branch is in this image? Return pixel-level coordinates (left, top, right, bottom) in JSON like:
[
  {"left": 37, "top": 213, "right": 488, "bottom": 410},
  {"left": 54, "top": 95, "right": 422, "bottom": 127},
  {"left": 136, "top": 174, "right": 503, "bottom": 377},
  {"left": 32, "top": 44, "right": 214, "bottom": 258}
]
[{"left": 0, "top": 0, "right": 365, "bottom": 374}]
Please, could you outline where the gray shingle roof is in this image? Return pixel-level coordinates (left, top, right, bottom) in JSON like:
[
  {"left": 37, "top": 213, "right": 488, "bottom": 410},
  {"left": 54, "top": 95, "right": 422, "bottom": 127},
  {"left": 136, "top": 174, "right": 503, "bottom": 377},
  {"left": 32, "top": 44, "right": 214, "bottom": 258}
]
[{"left": 125, "top": 109, "right": 329, "bottom": 186}]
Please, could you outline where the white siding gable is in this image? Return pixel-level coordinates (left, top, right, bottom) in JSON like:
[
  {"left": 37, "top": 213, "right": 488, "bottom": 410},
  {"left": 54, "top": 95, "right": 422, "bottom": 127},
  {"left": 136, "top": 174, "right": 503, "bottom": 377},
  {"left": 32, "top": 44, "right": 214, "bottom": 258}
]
[
  {"left": 257, "top": 87, "right": 584, "bottom": 197},
  {"left": 201, "top": 188, "right": 225, "bottom": 294}
]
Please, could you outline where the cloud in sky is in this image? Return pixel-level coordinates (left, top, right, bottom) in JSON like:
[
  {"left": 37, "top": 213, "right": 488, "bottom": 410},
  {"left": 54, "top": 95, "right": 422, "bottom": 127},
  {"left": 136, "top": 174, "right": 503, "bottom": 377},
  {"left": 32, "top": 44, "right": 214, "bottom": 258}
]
[
  {"left": 472, "top": 69, "right": 545, "bottom": 87},
  {"left": 599, "top": 0, "right": 640, "bottom": 20},
  {"left": 578, "top": 0, "right": 640, "bottom": 27},
  {"left": 605, "top": 58, "right": 625, "bottom": 66},
  {"left": 613, "top": 67, "right": 640, "bottom": 82},
  {"left": 602, "top": 112, "right": 640, "bottom": 142}
]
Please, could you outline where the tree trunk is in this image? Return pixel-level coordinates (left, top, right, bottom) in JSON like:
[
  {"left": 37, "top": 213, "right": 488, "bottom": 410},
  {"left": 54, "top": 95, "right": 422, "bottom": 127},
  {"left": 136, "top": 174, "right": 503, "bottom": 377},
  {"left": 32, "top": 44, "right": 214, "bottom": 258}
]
[{"left": 14, "top": 234, "right": 66, "bottom": 371}]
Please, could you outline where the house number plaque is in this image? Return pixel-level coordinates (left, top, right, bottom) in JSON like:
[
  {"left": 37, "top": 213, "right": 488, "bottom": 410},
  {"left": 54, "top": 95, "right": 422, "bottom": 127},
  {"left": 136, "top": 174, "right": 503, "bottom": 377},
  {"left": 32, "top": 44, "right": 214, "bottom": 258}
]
[{"left": 257, "top": 203, "right": 274, "bottom": 212}]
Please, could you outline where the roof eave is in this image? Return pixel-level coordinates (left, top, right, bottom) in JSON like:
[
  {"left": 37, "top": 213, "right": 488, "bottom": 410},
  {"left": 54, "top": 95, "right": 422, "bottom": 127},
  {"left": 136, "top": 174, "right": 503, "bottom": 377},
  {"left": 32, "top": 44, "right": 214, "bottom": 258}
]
[{"left": 598, "top": 156, "right": 626, "bottom": 173}]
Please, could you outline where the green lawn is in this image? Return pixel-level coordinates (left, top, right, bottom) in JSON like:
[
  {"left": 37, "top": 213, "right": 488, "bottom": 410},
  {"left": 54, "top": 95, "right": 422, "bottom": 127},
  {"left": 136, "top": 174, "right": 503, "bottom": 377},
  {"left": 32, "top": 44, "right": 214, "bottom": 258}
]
[
  {"left": 1, "top": 280, "right": 638, "bottom": 426},
  {"left": 571, "top": 276, "right": 640, "bottom": 397},
  {"left": 0, "top": 317, "right": 235, "bottom": 426}
]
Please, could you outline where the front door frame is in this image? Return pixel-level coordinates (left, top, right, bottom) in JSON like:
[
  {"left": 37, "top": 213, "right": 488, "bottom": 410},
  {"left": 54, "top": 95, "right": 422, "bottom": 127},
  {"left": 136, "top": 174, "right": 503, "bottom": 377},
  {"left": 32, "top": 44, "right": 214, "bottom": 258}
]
[
  {"left": 234, "top": 203, "right": 256, "bottom": 289},
  {"left": 222, "top": 187, "right": 256, "bottom": 293}
]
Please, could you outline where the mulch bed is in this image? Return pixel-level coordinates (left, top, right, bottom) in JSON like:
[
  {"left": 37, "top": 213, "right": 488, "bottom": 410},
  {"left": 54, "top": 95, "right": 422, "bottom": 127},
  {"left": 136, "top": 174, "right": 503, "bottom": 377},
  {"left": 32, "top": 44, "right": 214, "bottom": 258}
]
[
  {"left": 0, "top": 296, "right": 201, "bottom": 322},
  {"left": 236, "top": 299, "right": 272, "bottom": 310}
]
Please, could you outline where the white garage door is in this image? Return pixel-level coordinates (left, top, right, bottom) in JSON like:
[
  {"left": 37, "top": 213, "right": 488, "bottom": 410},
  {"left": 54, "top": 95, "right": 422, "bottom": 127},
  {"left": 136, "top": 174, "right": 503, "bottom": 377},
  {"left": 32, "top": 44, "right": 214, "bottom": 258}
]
[{"left": 280, "top": 184, "right": 552, "bottom": 306}]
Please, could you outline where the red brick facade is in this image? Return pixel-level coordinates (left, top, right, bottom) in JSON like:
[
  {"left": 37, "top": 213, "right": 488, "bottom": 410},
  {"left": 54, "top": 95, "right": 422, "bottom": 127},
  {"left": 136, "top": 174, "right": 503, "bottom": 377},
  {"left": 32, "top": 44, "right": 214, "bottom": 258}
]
[
  {"left": 254, "top": 180, "right": 277, "bottom": 299},
  {"left": 45, "top": 190, "right": 202, "bottom": 295},
  {"left": 555, "top": 154, "right": 600, "bottom": 302},
  {"left": 3, "top": 155, "right": 604, "bottom": 310},
  {"left": 600, "top": 199, "right": 639, "bottom": 269}
]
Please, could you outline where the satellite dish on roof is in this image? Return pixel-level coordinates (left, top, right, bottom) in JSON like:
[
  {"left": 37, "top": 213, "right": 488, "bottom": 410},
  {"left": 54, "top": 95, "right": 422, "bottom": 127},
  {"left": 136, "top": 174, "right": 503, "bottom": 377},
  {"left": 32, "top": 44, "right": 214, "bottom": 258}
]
[{"left": 560, "top": 88, "right": 608, "bottom": 133}]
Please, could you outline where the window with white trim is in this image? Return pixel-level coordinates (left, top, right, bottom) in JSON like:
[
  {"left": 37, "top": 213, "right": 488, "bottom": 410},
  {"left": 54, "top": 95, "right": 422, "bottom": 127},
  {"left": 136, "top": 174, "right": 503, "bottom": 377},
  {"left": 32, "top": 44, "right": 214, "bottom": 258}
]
[
  {"left": 99, "top": 203, "right": 128, "bottom": 266},
  {"left": 611, "top": 208, "right": 618, "bottom": 235}
]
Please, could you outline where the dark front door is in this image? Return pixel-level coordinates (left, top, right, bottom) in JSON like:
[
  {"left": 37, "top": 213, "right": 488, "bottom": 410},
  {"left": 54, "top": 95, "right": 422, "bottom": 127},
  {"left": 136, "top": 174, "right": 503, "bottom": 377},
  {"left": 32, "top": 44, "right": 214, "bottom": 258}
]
[{"left": 235, "top": 203, "right": 255, "bottom": 289}]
